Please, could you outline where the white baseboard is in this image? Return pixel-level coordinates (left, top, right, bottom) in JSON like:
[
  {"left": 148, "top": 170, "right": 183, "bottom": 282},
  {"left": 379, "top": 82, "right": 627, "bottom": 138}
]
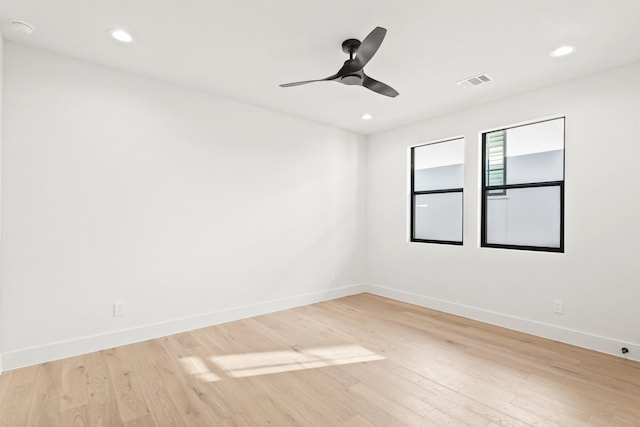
[
  {"left": 366, "top": 284, "right": 640, "bottom": 363},
  {"left": 2, "top": 284, "right": 368, "bottom": 371}
]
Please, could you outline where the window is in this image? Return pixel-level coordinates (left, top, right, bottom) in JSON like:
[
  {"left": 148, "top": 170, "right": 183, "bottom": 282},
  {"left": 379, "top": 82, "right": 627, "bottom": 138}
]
[
  {"left": 410, "top": 138, "right": 464, "bottom": 244},
  {"left": 481, "top": 118, "right": 565, "bottom": 252}
]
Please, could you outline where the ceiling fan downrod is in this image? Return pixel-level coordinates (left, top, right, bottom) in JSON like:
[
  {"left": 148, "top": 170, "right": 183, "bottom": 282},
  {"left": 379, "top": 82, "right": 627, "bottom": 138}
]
[{"left": 341, "top": 38, "right": 361, "bottom": 61}]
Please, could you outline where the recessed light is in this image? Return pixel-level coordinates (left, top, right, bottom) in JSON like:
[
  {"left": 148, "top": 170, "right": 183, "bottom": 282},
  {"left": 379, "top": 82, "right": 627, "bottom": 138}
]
[
  {"left": 361, "top": 113, "right": 373, "bottom": 120},
  {"left": 110, "top": 28, "right": 134, "bottom": 43},
  {"left": 10, "top": 20, "right": 35, "bottom": 35},
  {"left": 550, "top": 45, "right": 576, "bottom": 58}
]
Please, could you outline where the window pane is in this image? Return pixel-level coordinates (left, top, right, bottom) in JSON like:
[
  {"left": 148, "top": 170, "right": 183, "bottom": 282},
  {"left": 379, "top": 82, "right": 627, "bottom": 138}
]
[
  {"left": 485, "top": 186, "right": 561, "bottom": 248},
  {"left": 414, "top": 192, "right": 463, "bottom": 242},
  {"left": 485, "top": 118, "right": 564, "bottom": 186},
  {"left": 414, "top": 139, "right": 464, "bottom": 191},
  {"left": 486, "top": 130, "right": 505, "bottom": 188}
]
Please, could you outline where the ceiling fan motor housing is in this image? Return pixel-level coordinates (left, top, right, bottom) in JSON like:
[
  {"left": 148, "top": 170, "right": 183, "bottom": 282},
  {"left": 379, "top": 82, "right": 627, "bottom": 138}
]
[
  {"left": 342, "top": 38, "right": 362, "bottom": 55},
  {"left": 341, "top": 74, "right": 363, "bottom": 85}
]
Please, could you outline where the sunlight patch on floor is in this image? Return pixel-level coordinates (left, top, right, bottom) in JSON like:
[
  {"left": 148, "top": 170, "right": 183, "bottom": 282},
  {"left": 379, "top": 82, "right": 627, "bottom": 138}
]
[
  {"left": 210, "top": 344, "right": 385, "bottom": 378},
  {"left": 179, "top": 356, "right": 221, "bottom": 382}
]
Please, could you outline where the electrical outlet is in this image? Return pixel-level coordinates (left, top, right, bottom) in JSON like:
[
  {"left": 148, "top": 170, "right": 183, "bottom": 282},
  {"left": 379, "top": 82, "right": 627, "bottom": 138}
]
[
  {"left": 113, "top": 302, "right": 126, "bottom": 317},
  {"left": 553, "top": 299, "right": 563, "bottom": 314}
]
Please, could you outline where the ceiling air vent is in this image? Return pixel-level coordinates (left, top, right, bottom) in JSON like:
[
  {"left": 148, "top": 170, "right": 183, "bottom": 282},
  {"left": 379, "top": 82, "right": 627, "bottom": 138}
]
[{"left": 457, "top": 73, "right": 493, "bottom": 88}]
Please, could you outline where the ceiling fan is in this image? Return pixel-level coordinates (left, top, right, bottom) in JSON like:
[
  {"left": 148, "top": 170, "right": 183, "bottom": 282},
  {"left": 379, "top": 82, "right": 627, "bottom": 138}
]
[{"left": 280, "top": 26, "right": 399, "bottom": 98}]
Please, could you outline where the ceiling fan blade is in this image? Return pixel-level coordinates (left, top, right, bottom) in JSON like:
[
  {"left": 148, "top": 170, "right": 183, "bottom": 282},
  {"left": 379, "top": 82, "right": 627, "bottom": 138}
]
[
  {"left": 343, "top": 27, "right": 387, "bottom": 74},
  {"left": 363, "top": 75, "right": 399, "bottom": 97},
  {"left": 358, "top": 27, "right": 387, "bottom": 65},
  {"left": 279, "top": 75, "right": 337, "bottom": 87}
]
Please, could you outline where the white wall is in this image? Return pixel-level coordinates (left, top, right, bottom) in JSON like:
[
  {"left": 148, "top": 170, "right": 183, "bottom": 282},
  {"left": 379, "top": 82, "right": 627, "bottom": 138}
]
[
  {"left": 0, "top": 43, "right": 366, "bottom": 369},
  {"left": 366, "top": 61, "right": 640, "bottom": 360}
]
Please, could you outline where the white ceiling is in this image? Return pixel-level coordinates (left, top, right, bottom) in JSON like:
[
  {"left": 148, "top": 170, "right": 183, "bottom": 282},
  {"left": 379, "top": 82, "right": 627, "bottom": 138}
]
[{"left": 1, "top": 0, "right": 640, "bottom": 135}]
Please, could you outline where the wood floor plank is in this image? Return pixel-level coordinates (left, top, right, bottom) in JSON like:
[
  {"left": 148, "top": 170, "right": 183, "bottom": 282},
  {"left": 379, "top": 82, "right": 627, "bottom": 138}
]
[
  {"left": 7, "top": 364, "right": 38, "bottom": 388},
  {"left": 250, "top": 396, "right": 303, "bottom": 426},
  {"left": 0, "top": 373, "right": 13, "bottom": 413},
  {"left": 133, "top": 363, "right": 188, "bottom": 427},
  {"left": 104, "top": 347, "right": 150, "bottom": 423},
  {"left": 59, "top": 404, "right": 90, "bottom": 427},
  {"left": 1, "top": 293, "right": 639, "bottom": 426},
  {"left": 153, "top": 363, "right": 216, "bottom": 427},
  {"left": 0, "top": 384, "right": 36, "bottom": 427},
  {"left": 165, "top": 331, "right": 201, "bottom": 353},
  {"left": 124, "top": 413, "right": 155, "bottom": 427},
  {"left": 254, "top": 366, "right": 357, "bottom": 424},
  {"left": 25, "top": 363, "right": 62, "bottom": 427},
  {"left": 347, "top": 381, "right": 435, "bottom": 426},
  {"left": 344, "top": 414, "right": 377, "bottom": 427},
  {"left": 60, "top": 355, "right": 88, "bottom": 412},
  {"left": 85, "top": 350, "right": 121, "bottom": 427}
]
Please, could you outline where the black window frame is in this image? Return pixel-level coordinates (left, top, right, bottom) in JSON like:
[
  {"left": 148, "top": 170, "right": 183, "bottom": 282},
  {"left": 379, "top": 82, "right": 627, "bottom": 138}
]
[
  {"left": 410, "top": 138, "right": 464, "bottom": 246},
  {"left": 480, "top": 117, "right": 565, "bottom": 253}
]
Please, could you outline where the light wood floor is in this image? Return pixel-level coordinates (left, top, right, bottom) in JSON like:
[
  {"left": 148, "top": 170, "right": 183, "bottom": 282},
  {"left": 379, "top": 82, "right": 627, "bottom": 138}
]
[{"left": 1, "top": 294, "right": 639, "bottom": 426}]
